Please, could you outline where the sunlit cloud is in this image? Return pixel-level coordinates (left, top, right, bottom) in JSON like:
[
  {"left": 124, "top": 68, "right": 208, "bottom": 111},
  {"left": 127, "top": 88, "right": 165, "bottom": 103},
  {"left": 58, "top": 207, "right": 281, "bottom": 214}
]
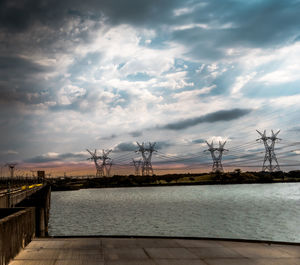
[{"left": 0, "top": 0, "right": 300, "bottom": 175}]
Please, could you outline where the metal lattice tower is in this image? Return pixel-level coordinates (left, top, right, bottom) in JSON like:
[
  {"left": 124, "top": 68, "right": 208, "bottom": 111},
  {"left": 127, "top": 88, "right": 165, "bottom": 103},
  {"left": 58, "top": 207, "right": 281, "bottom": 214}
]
[
  {"left": 5, "top": 163, "right": 17, "bottom": 178},
  {"left": 205, "top": 141, "right": 227, "bottom": 172},
  {"left": 87, "top": 149, "right": 104, "bottom": 177},
  {"left": 132, "top": 158, "right": 142, "bottom": 176},
  {"left": 101, "top": 149, "right": 113, "bottom": 177},
  {"left": 256, "top": 129, "right": 281, "bottom": 172},
  {"left": 136, "top": 142, "right": 156, "bottom": 176}
]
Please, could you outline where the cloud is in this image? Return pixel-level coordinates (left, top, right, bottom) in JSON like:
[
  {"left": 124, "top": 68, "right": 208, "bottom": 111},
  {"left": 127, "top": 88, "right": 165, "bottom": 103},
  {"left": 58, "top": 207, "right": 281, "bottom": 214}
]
[
  {"left": 129, "top": 131, "right": 143, "bottom": 137},
  {"left": 0, "top": 0, "right": 182, "bottom": 34},
  {"left": 25, "top": 152, "right": 87, "bottom": 163},
  {"left": 2, "top": 1, "right": 299, "bottom": 63},
  {"left": 0, "top": 150, "right": 19, "bottom": 155},
  {"left": 0, "top": 55, "right": 48, "bottom": 74},
  {"left": 291, "top": 150, "right": 300, "bottom": 156},
  {"left": 173, "top": 85, "right": 216, "bottom": 100},
  {"left": 99, "top": 130, "right": 143, "bottom": 140},
  {"left": 113, "top": 140, "right": 171, "bottom": 152},
  {"left": 100, "top": 134, "right": 118, "bottom": 140},
  {"left": 159, "top": 108, "right": 252, "bottom": 130},
  {"left": 167, "top": 1, "right": 300, "bottom": 63},
  {"left": 155, "top": 141, "right": 172, "bottom": 150},
  {"left": 289, "top": 126, "right": 300, "bottom": 132},
  {"left": 231, "top": 72, "right": 257, "bottom": 96},
  {"left": 113, "top": 142, "right": 138, "bottom": 152},
  {"left": 258, "top": 66, "right": 300, "bottom": 85},
  {"left": 0, "top": 55, "right": 53, "bottom": 104},
  {"left": 192, "top": 139, "right": 205, "bottom": 144},
  {"left": 0, "top": 0, "right": 299, "bottom": 173}
]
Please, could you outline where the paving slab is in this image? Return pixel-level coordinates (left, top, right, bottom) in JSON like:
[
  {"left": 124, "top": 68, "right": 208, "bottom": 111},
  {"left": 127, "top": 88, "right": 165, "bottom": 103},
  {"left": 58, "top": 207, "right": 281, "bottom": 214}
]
[
  {"left": 232, "top": 245, "right": 294, "bottom": 258},
  {"left": 252, "top": 258, "right": 300, "bottom": 265},
  {"left": 105, "top": 261, "right": 156, "bottom": 265},
  {"left": 57, "top": 249, "right": 103, "bottom": 260},
  {"left": 136, "top": 238, "right": 182, "bottom": 248},
  {"left": 102, "top": 238, "right": 140, "bottom": 248},
  {"left": 8, "top": 237, "right": 300, "bottom": 265},
  {"left": 203, "top": 258, "right": 255, "bottom": 265},
  {"left": 272, "top": 245, "right": 300, "bottom": 257},
  {"left": 9, "top": 261, "right": 56, "bottom": 265},
  {"left": 175, "top": 239, "right": 224, "bottom": 248},
  {"left": 14, "top": 249, "right": 60, "bottom": 260},
  {"left": 145, "top": 247, "right": 198, "bottom": 259},
  {"left": 217, "top": 241, "right": 266, "bottom": 248},
  {"left": 155, "top": 259, "right": 207, "bottom": 265},
  {"left": 104, "top": 248, "right": 149, "bottom": 260},
  {"left": 27, "top": 240, "right": 67, "bottom": 249},
  {"left": 54, "top": 261, "right": 105, "bottom": 265},
  {"left": 188, "top": 247, "right": 243, "bottom": 258},
  {"left": 64, "top": 238, "right": 101, "bottom": 249}
]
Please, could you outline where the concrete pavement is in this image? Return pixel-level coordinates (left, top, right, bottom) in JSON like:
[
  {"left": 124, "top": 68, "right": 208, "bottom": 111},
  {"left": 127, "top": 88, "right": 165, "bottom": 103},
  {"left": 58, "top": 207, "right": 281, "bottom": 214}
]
[{"left": 9, "top": 237, "right": 300, "bottom": 265}]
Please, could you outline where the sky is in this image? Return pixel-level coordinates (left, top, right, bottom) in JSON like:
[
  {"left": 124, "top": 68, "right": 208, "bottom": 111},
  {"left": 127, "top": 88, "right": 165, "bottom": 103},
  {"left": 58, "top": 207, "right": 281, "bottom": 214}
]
[{"left": 1, "top": 0, "right": 300, "bottom": 176}]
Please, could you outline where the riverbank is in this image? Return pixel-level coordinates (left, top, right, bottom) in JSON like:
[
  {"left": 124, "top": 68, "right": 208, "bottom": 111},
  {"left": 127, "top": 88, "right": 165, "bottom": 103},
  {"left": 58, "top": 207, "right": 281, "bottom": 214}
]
[{"left": 48, "top": 171, "right": 300, "bottom": 191}]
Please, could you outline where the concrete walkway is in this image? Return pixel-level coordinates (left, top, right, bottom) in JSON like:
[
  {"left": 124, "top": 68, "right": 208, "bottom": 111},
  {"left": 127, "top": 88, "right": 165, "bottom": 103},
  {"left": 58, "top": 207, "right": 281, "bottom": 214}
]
[{"left": 9, "top": 237, "right": 300, "bottom": 265}]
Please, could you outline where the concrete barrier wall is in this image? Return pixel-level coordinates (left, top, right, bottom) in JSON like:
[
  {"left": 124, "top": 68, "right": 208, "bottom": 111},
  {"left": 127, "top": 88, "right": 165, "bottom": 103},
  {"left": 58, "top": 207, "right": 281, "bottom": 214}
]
[
  {"left": 0, "top": 207, "right": 35, "bottom": 265},
  {"left": 0, "top": 208, "right": 20, "bottom": 219},
  {"left": 16, "top": 185, "right": 51, "bottom": 237}
]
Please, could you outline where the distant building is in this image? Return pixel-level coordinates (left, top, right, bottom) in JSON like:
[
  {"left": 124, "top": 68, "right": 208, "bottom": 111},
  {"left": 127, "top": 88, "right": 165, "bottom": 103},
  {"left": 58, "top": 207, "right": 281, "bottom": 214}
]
[{"left": 37, "top": 170, "right": 45, "bottom": 181}]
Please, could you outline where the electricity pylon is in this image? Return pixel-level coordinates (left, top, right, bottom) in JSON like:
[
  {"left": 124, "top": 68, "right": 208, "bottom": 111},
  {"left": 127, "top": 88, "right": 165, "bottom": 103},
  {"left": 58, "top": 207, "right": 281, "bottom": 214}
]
[
  {"left": 87, "top": 149, "right": 113, "bottom": 177},
  {"left": 101, "top": 149, "right": 113, "bottom": 177},
  {"left": 132, "top": 158, "right": 142, "bottom": 176},
  {"left": 136, "top": 142, "right": 156, "bottom": 176},
  {"left": 87, "top": 149, "right": 104, "bottom": 177},
  {"left": 256, "top": 129, "right": 281, "bottom": 172},
  {"left": 205, "top": 141, "right": 227, "bottom": 172},
  {"left": 5, "top": 163, "right": 17, "bottom": 178}
]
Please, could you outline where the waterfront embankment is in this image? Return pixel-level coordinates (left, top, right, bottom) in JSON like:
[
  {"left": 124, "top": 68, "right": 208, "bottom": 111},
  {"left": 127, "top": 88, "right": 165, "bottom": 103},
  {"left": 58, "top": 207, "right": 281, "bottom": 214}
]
[{"left": 49, "top": 171, "right": 300, "bottom": 191}]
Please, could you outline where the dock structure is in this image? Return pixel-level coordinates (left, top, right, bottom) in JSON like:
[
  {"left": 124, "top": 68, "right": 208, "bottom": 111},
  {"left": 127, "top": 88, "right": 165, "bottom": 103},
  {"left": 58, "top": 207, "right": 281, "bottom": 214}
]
[
  {"left": 8, "top": 237, "right": 300, "bottom": 265},
  {"left": 0, "top": 184, "right": 51, "bottom": 265}
]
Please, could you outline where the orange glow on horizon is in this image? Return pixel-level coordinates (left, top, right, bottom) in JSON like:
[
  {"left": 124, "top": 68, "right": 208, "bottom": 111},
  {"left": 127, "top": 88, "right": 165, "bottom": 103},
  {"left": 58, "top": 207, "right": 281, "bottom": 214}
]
[{"left": 12, "top": 161, "right": 260, "bottom": 177}]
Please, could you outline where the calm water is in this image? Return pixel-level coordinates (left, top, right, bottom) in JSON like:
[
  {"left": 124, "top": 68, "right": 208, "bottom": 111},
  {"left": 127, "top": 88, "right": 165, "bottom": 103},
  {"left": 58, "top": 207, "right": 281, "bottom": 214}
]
[{"left": 49, "top": 183, "right": 300, "bottom": 242}]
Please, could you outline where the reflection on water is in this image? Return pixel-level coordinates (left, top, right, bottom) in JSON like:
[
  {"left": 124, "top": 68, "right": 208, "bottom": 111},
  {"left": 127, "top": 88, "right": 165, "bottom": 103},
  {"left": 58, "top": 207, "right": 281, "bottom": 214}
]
[{"left": 49, "top": 183, "right": 300, "bottom": 242}]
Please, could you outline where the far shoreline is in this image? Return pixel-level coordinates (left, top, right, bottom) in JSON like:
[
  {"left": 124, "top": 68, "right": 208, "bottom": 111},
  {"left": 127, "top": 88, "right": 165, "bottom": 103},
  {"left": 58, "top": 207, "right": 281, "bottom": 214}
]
[{"left": 48, "top": 171, "right": 300, "bottom": 191}]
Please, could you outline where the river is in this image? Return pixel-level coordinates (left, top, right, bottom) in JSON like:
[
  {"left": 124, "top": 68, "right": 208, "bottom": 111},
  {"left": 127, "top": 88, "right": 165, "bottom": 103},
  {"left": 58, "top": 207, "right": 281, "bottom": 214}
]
[{"left": 48, "top": 183, "right": 300, "bottom": 242}]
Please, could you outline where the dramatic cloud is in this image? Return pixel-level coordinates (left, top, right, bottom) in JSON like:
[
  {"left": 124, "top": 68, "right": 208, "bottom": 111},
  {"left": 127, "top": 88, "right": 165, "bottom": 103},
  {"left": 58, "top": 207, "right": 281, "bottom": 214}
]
[
  {"left": 155, "top": 141, "right": 172, "bottom": 150},
  {"left": 0, "top": 0, "right": 182, "bottom": 32},
  {"left": 25, "top": 152, "right": 87, "bottom": 163},
  {"left": 0, "top": 0, "right": 299, "bottom": 174},
  {"left": 113, "top": 142, "right": 138, "bottom": 152},
  {"left": 192, "top": 139, "right": 206, "bottom": 144},
  {"left": 171, "top": 0, "right": 300, "bottom": 61},
  {"left": 113, "top": 141, "right": 171, "bottom": 152},
  {"left": 160, "top": 108, "right": 252, "bottom": 130}
]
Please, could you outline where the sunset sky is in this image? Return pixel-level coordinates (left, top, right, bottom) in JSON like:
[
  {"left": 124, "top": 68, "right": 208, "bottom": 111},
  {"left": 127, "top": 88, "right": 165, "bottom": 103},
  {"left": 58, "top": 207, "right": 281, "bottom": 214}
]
[{"left": 0, "top": 0, "right": 300, "bottom": 176}]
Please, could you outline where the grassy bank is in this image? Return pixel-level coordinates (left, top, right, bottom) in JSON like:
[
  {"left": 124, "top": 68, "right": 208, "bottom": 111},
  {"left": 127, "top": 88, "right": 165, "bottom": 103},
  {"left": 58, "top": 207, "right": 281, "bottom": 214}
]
[{"left": 49, "top": 170, "right": 300, "bottom": 191}]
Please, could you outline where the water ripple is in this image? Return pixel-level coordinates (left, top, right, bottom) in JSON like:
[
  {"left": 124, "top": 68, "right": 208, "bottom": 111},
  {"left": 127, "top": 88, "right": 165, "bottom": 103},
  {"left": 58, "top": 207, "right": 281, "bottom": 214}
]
[{"left": 49, "top": 183, "right": 300, "bottom": 242}]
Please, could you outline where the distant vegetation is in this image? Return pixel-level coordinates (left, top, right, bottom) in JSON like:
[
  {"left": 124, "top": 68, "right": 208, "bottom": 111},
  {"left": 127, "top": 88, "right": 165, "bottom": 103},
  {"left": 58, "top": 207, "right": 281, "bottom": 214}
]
[{"left": 49, "top": 170, "right": 300, "bottom": 191}]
